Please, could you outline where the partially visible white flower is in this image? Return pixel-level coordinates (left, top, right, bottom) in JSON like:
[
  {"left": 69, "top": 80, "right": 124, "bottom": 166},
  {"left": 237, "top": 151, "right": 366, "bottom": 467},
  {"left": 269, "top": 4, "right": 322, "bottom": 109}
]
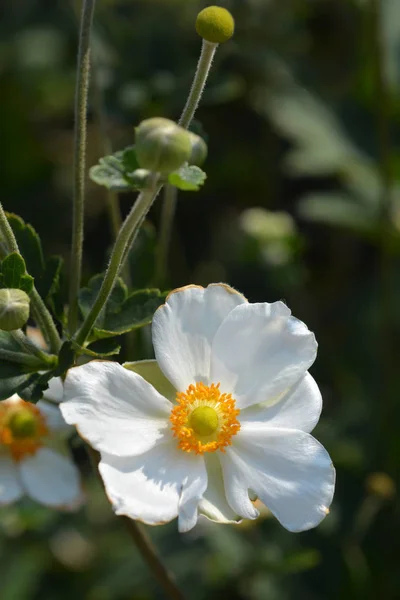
[
  {"left": 61, "top": 283, "right": 335, "bottom": 532},
  {"left": 0, "top": 378, "right": 83, "bottom": 509}
]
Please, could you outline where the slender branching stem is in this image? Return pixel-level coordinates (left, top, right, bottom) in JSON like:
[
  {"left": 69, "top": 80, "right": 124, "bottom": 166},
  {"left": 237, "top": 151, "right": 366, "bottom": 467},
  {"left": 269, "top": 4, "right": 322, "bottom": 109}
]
[
  {"left": 75, "top": 178, "right": 161, "bottom": 346},
  {"left": 0, "top": 348, "right": 55, "bottom": 370},
  {"left": 0, "top": 203, "right": 61, "bottom": 354},
  {"left": 179, "top": 40, "right": 217, "bottom": 129},
  {"left": 10, "top": 329, "right": 56, "bottom": 362},
  {"left": 91, "top": 60, "right": 123, "bottom": 239},
  {"left": 68, "top": 0, "right": 97, "bottom": 335},
  {"left": 156, "top": 40, "right": 217, "bottom": 284}
]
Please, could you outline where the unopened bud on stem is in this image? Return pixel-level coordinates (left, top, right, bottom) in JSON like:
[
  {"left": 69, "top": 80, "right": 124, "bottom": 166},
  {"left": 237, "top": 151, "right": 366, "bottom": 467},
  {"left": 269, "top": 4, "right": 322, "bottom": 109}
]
[
  {"left": 188, "top": 132, "right": 208, "bottom": 166},
  {"left": 135, "top": 118, "right": 193, "bottom": 174},
  {"left": 0, "top": 288, "right": 30, "bottom": 331}
]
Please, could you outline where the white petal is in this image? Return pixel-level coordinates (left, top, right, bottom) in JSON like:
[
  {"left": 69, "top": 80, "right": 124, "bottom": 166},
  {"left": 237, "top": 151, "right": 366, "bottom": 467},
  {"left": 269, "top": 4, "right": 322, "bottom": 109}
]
[
  {"left": 44, "top": 377, "right": 64, "bottom": 403},
  {"left": 123, "top": 360, "right": 176, "bottom": 401},
  {"left": 61, "top": 361, "right": 172, "bottom": 457},
  {"left": 99, "top": 434, "right": 207, "bottom": 532},
  {"left": 152, "top": 284, "right": 247, "bottom": 391},
  {"left": 220, "top": 427, "right": 335, "bottom": 531},
  {"left": 210, "top": 302, "right": 317, "bottom": 409},
  {"left": 198, "top": 454, "right": 239, "bottom": 524},
  {"left": 19, "top": 448, "right": 83, "bottom": 509},
  {"left": 0, "top": 455, "right": 23, "bottom": 505},
  {"left": 240, "top": 373, "right": 322, "bottom": 433},
  {"left": 37, "top": 400, "right": 70, "bottom": 434}
]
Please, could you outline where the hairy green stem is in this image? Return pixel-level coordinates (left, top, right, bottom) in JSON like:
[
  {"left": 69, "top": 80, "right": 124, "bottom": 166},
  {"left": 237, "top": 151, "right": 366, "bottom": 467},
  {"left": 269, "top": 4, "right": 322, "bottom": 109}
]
[
  {"left": 68, "top": 0, "right": 97, "bottom": 335},
  {"left": 10, "top": 330, "right": 57, "bottom": 364},
  {"left": 179, "top": 40, "right": 217, "bottom": 129},
  {"left": 0, "top": 203, "right": 61, "bottom": 354},
  {"left": 75, "top": 179, "right": 161, "bottom": 346},
  {"left": 155, "top": 184, "right": 178, "bottom": 285},
  {"left": 0, "top": 348, "right": 55, "bottom": 369},
  {"left": 155, "top": 40, "right": 217, "bottom": 284},
  {"left": 91, "top": 59, "right": 123, "bottom": 239}
]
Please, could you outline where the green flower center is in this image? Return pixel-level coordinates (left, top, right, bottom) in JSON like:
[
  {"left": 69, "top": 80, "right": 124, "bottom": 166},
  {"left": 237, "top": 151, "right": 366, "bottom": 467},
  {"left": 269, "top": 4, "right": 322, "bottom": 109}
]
[
  {"left": 8, "top": 409, "right": 38, "bottom": 439},
  {"left": 189, "top": 406, "right": 219, "bottom": 436}
]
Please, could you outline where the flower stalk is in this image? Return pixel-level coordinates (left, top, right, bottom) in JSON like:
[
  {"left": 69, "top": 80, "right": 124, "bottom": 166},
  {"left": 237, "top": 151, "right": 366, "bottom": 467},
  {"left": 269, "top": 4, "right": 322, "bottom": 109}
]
[
  {"left": 75, "top": 177, "right": 161, "bottom": 346},
  {"left": 68, "top": 0, "right": 97, "bottom": 335},
  {"left": 179, "top": 40, "right": 217, "bottom": 129},
  {"left": 156, "top": 40, "right": 217, "bottom": 284}
]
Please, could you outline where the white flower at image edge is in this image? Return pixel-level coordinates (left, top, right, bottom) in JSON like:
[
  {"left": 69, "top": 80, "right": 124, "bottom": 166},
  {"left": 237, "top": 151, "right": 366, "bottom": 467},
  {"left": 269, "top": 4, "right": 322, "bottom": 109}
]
[
  {"left": 0, "top": 378, "right": 83, "bottom": 509},
  {"left": 61, "top": 283, "right": 335, "bottom": 532}
]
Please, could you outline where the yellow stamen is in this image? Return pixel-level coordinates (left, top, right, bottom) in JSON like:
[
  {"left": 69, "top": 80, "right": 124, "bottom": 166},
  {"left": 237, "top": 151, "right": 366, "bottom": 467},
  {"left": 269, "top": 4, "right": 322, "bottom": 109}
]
[
  {"left": 0, "top": 399, "right": 48, "bottom": 461},
  {"left": 170, "top": 382, "right": 240, "bottom": 454}
]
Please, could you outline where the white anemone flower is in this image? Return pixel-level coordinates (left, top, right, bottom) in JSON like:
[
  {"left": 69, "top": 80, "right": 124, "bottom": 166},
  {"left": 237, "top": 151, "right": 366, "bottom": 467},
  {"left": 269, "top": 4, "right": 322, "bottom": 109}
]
[
  {"left": 0, "top": 378, "right": 83, "bottom": 509},
  {"left": 61, "top": 283, "right": 335, "bottom": 532}
]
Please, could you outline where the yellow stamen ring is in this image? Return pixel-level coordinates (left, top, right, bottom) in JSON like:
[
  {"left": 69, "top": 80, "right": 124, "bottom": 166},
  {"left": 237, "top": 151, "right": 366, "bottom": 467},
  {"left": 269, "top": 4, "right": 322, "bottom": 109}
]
[
  {"left": 0, "top": 399, "right": 48, "bottom": 462},
  {"left": 170, "top": 382, "right": 240, "bottom": 454}
]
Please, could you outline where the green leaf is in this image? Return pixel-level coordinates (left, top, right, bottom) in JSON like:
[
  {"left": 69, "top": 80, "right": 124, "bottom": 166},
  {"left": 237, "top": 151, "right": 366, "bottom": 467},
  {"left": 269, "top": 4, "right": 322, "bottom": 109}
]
[
  {"left": 121, "top": 145, "right": 140, "bottom": 174},
  {"left": 96, "top": 289, "right": 166, "bottom": 337},
  {"left": 79, "top": 275, "right": 128, "bottom": 329},
  {"left": 5, "top": 214, "right": 64, "bottom": 316},
  {"left": 0, "top": 373, "right": 34, "bottom": 401},
  {"left": 19, "top": 274, "right": 34, "bottom": 294},
  {"left": 17, "top": 373, "right": 50, "bottom": 403},
  {"left": 87, "top": 338, "right": 122, "bottom": 357},
  {"left": 126, "top": 221, "right": 157, "bottom": 288},
  {"left": 89, "top": 147, "right": 141, "bottom": 192},
  {"left": 87, "top": 289, "right": 165, "bottom": 339},
  {"left": 0, "top": 253, "right": 34, "bottom": 294},
  {"left": 1, "top": 253, "right": 27, "bottom": 288},
  {"left": 72, "top": 337, "right": 121, "bottom": 359},
  {"left": 6, "top": 213, "right": 45, "bottom": 284},
  {"left": 0, "top": 330, "right": 23, "bottom": 353},
  {"left": 168, "top": 163, "right": 206, "bottom": 191}
]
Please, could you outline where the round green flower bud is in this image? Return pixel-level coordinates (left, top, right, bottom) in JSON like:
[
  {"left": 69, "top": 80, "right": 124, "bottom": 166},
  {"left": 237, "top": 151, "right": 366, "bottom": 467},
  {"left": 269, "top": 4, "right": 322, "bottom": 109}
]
[
  {"left": 0, "top": 288, "right": 30, "bottom": 331},
  {"left": 188, "top": 132, "right": 208, "bottom": 166},
  {"left": 196, "top": 6, "right": 235, "bottom": 44},
  {"left": 135, "top": 118, "right": 192, "bottom": 174}
]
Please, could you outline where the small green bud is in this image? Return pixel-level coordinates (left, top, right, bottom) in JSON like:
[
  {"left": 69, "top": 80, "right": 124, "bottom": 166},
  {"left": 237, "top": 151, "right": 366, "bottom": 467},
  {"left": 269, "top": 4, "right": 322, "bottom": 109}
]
[
  {"left": 0, "top": 288, "right": 30, "bottom": 331},
  {"left": 135, "top": 118, "right": 192, "bottom": 174},
  {"left": 196, "top": 6, "right": 235, "bottom": 44},
  {"left": 188, "top": 132, "right": 208, "bottom": 166}
]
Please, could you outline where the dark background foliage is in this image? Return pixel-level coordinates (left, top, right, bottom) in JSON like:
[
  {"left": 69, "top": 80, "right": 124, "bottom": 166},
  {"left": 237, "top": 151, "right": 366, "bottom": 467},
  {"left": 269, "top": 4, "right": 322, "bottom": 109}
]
[{"left": 0, "top": 0, "right": 399, "bottom": 598}]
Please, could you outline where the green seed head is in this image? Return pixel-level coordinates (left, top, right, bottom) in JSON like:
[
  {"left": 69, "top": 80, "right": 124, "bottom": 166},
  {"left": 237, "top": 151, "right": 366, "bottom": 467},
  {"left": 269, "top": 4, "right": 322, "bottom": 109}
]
[
  {"left": 196, "top": 6, "right": 235, "bottom": 44},
  {"left": 0, "top": 288, "right": 30, "bottom": 331},
  {"left": 135, "top": 118, "right": 193, "bottom": 174},
  {"left": 189, "top": 406, "right": 219, "bottom": 436},
  {"left": 8, "top": 409, "right": 38, "bottom": 439}
]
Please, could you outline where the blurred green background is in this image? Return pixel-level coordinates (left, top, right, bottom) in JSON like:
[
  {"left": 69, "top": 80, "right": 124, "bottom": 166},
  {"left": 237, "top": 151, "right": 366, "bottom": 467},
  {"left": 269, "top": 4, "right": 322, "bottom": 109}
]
[{"left": 1, "top": 0, "right": 399, "bottom": 598}]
